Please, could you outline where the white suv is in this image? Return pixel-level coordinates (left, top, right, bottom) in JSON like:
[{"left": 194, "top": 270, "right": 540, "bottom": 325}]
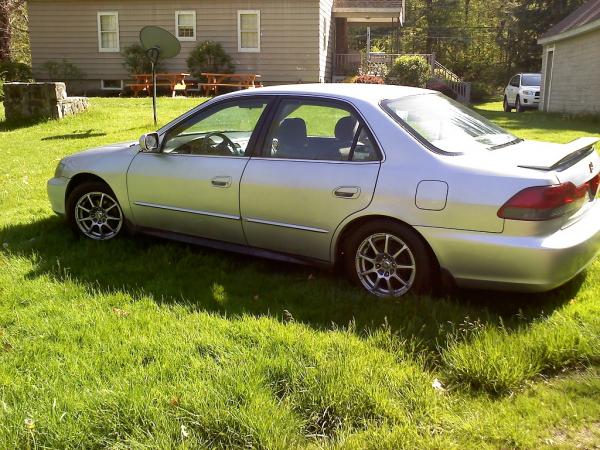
[{"left": 503, "top": 73, "right": 541, "bottom": 112}]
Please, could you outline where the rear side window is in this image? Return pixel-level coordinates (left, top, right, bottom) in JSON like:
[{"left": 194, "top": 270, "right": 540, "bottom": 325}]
[{"left": 260, "top": 99, "right": 380, "bottom": 162}]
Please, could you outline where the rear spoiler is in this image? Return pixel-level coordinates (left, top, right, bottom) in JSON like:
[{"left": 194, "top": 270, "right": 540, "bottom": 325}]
[{"left": 519, "top": 137, "right": 599, "bottom": 171}]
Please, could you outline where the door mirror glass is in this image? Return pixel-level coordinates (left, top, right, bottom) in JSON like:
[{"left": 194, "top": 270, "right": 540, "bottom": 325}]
[{"left": 139, "top": 133, "right": 160, "bottom": 152}]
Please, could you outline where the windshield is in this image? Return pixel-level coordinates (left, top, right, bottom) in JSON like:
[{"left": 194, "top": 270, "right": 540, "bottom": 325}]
[
  {"left": 382, "top": 94, "right": 519, "bottom": 154},
  {"left": 521, "top": 74, "right": 541, "bottom": 86}
]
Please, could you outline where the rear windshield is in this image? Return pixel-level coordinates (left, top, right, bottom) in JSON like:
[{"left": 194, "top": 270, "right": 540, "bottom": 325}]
[
  {"left": 382, "top": 93, "right": 519, "bottom": 154},
  {"left": 521, "top": 74, "right": 541, "bottom": 86}
]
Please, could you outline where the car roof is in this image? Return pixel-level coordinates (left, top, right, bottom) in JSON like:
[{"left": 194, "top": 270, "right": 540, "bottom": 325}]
[{"left": 219, "top": 83, "right": 436, "bottom": 104}]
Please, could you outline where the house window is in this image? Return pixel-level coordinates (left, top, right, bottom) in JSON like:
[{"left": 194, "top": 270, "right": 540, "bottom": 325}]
[
  {"left": 97, "top": 12, "right": 120, "bottom": 52},
  {"left": 176, "top": 11, "right": 196, "bottom": 41},
  {"left": 101, "top": 80, "right": 123, "bottom": 90},
  {"left": 238, "top": 10, "right": 260, "bottom": 53}
]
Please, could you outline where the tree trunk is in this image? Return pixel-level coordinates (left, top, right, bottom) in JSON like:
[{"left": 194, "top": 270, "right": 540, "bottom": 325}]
[{"left": 0, "top": 1, "right": 11, "bottom": 60}]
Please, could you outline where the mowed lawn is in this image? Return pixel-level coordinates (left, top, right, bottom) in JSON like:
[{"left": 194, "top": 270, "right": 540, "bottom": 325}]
[{"left": 1, "top": 97, "right": 599, "bottom": 449}]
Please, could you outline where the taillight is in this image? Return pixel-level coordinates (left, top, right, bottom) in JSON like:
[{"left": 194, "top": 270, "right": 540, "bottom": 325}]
[
  {"left": 590, "top": 174, "right": 600, "bottom": 197},
  {"left": 498, "top": 181, "right": 591, "bottom": 221}
]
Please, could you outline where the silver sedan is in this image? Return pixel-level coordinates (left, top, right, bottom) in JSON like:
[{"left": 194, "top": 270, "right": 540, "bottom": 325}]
[{"left": 48, "top": 84, "right": 600, "bottom": 297}]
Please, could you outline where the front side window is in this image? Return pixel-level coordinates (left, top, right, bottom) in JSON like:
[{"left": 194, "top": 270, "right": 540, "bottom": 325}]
[
  {"left": 383, "top": 93, "right": 519, "bottom": 154},
  {"left": 162, "top": 99, "right": 269, "bottom": 157},
  {"left": 510, "top": 76, "right": 520, "bottom": 87},
  {"left": 97, "top": 12, "right": 119, "bottom": 52},
  {"left": 176, "top": 11, "right": 196, "bottom": 41},
  {"left": 238, "top": 10, "right": 260, "bottom": 52},
  {"left": 261, "top": 99, "right": 379, "bottom": 162}
]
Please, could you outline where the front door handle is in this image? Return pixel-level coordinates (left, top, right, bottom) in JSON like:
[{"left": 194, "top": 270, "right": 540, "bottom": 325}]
[
  {"left": 211, "top": 176, "right": 232, "bottom": 188},
  {"left": 334, "top": 186, "right": 361, "bottom": 199}
]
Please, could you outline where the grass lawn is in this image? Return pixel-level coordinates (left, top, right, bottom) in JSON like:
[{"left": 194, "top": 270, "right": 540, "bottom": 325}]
[{"left": 1, "top": 97, "right": 599, "bottom": 448}]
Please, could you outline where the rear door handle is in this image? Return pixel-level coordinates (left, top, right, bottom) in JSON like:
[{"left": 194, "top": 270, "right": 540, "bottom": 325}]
[
  {"left": 334, "top": 186, "right": 360, "bottom": 199},
  {"left": 211, "top": 176, "right": 232, "bottom": 188}
]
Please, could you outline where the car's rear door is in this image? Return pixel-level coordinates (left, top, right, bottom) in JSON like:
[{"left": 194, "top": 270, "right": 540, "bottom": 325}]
[
  {"left": 239, "top": 97, "right": 381, "bottom": 261},
  {"left": 127, "top": 97, "right": 271, "bottom": 244}
]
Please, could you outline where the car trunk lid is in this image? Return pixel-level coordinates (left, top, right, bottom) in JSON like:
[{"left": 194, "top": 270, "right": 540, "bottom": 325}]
[{"left": 494, "top": 138, "right": 600, "bottom": 224}]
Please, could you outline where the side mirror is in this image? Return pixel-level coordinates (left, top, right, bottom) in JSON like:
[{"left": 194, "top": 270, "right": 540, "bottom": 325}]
[{"left": 139, "top": 132, "right": 160, "bottom": 152}]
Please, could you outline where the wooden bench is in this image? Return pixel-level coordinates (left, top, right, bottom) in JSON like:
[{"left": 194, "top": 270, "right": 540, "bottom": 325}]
[
  {"left": 200, "top": 73, "right": 262, "bottom": 96},
  {"left": 127, "top": 82, "right": 172, "bottom": 97},
  {"left": 126, "top": 73, "right": 191, "bottom": 97}
]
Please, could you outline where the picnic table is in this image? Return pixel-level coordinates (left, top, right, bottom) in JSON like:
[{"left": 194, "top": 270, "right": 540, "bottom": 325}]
[
  {"left": 127, "top": 73, "right": 191, "bottom": 97},
  {"left": 199, "top": 73, "right": 262, "bottom": 96}
]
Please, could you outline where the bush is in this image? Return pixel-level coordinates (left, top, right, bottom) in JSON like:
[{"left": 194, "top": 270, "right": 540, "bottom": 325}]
[
  {"left": 187, "top": 41, "right": 234, "bottom": 80},
  {"left": 354, "top": 74, "right": 384, "bottom": 84},
  {"left": 386, "top": 55, "right": 431, "bottom": 88},
  {"left": 122, "top": 44, "right": 162, "bottom": 75},
  {"left": 470, "top": 81, "right": 497, "bottom": 103},
  {"left": 359, "top": 61, "right": 389, "bottom": 79},
  {"left": 0, "top": 60, "right": 32, "bottom": 81},
  {"left": 41, "top": 59, "right": 83, "bottom": 80}
]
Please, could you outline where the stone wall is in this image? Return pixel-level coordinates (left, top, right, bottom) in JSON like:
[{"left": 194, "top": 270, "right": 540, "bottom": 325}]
[{"left": 3, "top": 82, "right": 89, "bottom": 121}]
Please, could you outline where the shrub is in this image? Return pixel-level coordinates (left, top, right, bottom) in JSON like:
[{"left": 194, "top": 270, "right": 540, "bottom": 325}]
[
  {"left": 41, "top": 59, "right": 83, "bottom": 80},
  {"left": 354, "top": 74, "right": 384, "bottom": 85},
  {"left": 386, "top": 55, "right": 431, "bottom": 88},
  {"left": 470, "top": 81, "right": 497, "bottom": 103},
  {"left": 187, "top": 41, "right": 234, "bottom": 80},
  {"left": 0, "top": 60, "right": 32, "bottom": 81},
  {"left": 359, "top": 61, "right": 389, "bottom": 79},
  {"left": 122, "top": 44, "right": 162, "bottom": 75}
]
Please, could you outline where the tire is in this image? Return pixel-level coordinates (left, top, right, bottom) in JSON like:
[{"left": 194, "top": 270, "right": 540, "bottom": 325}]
[
  {"left": 343, "top": 220, "right": 434, "bottom": 297},
  {"left": 66, "top": 181, "right": 125, "bottom": 241},
  {"left": 516, "top": 96, "right": 525, "bottom": 113},
  {"left": 503, "top": 96, "right": 512, "bottom": 112}
]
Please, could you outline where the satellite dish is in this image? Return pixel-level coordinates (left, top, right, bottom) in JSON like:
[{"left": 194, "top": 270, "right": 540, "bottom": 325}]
[
  {"left": 140, "top": 26, "right": 181, "bottom": 59},
  {"left": 139, "top": 26, "right": 181, "bottom": 125}
]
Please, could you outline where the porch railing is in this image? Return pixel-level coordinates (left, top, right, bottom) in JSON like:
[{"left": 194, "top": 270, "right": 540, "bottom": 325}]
[{"left": 333, "top": 52, "right": 470, "bottom": 103}]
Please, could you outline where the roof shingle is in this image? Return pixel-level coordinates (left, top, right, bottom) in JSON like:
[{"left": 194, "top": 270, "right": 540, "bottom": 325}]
[{"left": 540, "top": 0, "right": 600, "bottom": 40}]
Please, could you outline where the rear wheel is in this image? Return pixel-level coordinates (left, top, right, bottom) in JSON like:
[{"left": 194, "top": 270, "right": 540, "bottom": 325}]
[
  {"left": 516, "top": 96, "right": 525, "bottom": 113},
  {"left": 343, "top": 220, "right": 434, "bottom": 297},
  {"left": 66, "top": 181, "right": 124, "bottom": 241},
  {"left": 503, "top": 96, "right": 512, "bottom": 112}
]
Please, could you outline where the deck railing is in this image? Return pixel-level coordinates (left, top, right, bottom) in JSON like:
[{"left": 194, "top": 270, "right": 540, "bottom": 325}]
[{"left": 333, "top": 52, "right": 470, "bottom": 103}]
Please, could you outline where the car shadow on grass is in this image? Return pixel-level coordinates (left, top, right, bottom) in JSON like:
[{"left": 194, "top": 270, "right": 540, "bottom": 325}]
[{"left": 0, "top": 215, "right": 580, "bottom": 348}]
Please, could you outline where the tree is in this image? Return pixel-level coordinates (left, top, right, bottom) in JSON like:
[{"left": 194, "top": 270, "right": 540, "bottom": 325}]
[{"left": 0, "top": 0, "right": 27, "bottom": 62}]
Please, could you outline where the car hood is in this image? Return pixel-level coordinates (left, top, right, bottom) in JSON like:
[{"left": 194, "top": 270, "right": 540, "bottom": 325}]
[
  {"left": 76, "top": 141, "right": 139, "bottom": 156},
  {"left": 60, "top": 141, "right": 140, "bottom": 178}
]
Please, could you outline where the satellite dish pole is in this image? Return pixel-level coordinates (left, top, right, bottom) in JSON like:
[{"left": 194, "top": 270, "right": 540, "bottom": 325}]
[
  {"left": 139, "top": 26, "right": 181, "bottom": 127},
  {"left": 146, "top": 46, "right": 160, "bottom": 126}
]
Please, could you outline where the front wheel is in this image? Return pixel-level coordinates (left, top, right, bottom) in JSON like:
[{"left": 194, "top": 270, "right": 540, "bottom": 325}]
[
  {"left": 516, "top": 96, "right": 525, "bottom": 113},
  {"left": 343, "top": 220, "right": 434, "bottom": 297},
  {"left": 503, "top": 96, "right": 512, "bottom": 112},
  {"left": 66, "top": 181, "right": 124, "bottom": 241}
]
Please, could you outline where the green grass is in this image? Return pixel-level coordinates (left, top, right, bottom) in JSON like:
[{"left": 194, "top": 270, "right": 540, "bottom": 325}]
[{"left": 1, "top": 98, "right": 599, "bottom": 448}]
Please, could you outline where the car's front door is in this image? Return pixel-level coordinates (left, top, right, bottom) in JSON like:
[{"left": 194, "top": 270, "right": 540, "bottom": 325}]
[
  {"left": 508, "top": 75, "right": 520, "bottom": 104},
  {"left": 127, "top": 98, "right": 271, "bottom": 244},
  {"left": 240, "top": 97, "right": 381, "bottom": 261}
]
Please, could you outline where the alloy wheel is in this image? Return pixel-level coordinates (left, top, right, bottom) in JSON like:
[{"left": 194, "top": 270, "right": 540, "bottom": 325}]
[
  {"left": 355, "top": 233, "right": 416, "bottom": 297},
  {"left": 74, "top": 191, "right": 123, "bottom": 240}
]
